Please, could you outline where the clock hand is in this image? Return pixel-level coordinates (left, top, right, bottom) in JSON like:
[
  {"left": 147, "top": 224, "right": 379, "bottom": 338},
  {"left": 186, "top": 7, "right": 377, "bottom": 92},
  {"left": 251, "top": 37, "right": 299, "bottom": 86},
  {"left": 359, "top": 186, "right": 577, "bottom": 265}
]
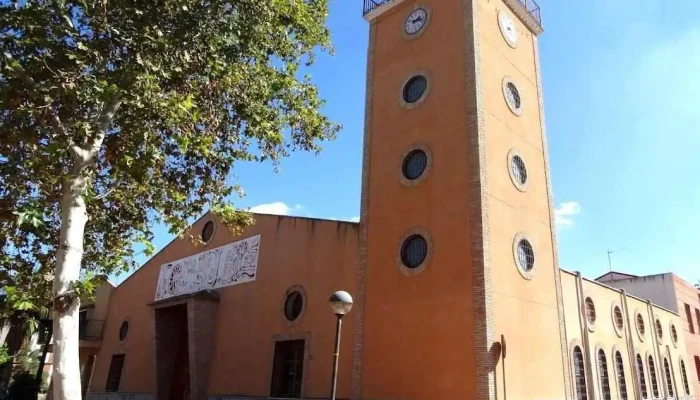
[{"left": 411, "top": 16, "right": 424, "bottom": 23}]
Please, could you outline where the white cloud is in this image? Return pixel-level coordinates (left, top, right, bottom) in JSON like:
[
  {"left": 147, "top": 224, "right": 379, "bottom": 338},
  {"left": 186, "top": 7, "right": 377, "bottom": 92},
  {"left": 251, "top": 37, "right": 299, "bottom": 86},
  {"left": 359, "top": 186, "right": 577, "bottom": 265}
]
[
  {"left": 320, "top": 216, "right": 360, "bottom": 223},
  {"left": 249, "top": 202, "right": 302, "bottom": 216},
  {"left": 554, "top": 202, "right": 581, "bottom": 227}
]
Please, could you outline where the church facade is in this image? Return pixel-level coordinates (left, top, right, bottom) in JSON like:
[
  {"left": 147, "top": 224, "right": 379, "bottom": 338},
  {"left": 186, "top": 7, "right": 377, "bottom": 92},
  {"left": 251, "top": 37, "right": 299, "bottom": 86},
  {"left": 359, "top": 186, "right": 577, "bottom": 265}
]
[{"left": 84, "top": 1, "right": 697, "bottom": 400}]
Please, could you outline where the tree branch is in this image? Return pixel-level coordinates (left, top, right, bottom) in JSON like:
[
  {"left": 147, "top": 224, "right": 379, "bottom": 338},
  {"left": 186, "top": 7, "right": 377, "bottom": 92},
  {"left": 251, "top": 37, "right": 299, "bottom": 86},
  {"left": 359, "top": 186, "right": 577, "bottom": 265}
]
[
  {"left": 5, "top": 53, "right": 70, "bottom": 143},
  {"left": 76, "top": 94, "right": 122, "bottom": 167},
  {"left": 93, "top": 187, "right": 114, "bottom": 201},
  {"left": 2, "top": 52, "right": 36, "bottom": 88}
]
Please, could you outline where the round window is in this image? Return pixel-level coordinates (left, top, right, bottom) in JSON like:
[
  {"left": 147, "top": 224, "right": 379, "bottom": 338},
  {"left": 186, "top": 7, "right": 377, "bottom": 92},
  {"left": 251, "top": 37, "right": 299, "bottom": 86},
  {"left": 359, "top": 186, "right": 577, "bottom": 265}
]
[
  {"left": 202, "top": 221, "right": 215, "bottom": 243},
  {"left": 510, "top": 154, "right": 527, "bottom": 186},
  {"left": 613, "top": 306, "right": 624, "bottom": 330},
  {"left": 637, "top": 314, "right": 646, "bottom": 336},
  {"left": 585, "top": 297, "right": 596, "bottom": 325},
  {"left": 671, "top": 324, "right": 678, "bottom": 343},
  {"left": 506, "top": 82, "right": 521, "bottom": 109},
  {"left": 502, "top": 77, "right": 523, "bottom": 115},
  {"left": 284, "top": 291, "right": 304, "bottom": 322},
  {"left": 403, "top": 76, "right": 427, "bottom": 104},
  {"left": 119, "top": 321, "right": 129, "bottom": 341},
  {"left": 516, "top": 239, "right": 534, "bottom": 272},
  {"left": 401, "top": 235, "right": 428, "bottom": 269},
  {"left": 402, "top": 149, "right": 428, "bottom": 180},
  {"left": 655, "top": 319, "right": 663, "bottom": 340}
]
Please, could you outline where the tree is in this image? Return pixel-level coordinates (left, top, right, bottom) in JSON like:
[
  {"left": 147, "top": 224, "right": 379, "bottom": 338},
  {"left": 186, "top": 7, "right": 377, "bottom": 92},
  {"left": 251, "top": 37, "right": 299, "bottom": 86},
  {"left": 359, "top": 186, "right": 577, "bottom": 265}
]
[
  {"left": 0, "top": 296, "right": 43, "bottom": 392},
  {"left": 0, "top": 1, "right": 339, "bottom": 399}
]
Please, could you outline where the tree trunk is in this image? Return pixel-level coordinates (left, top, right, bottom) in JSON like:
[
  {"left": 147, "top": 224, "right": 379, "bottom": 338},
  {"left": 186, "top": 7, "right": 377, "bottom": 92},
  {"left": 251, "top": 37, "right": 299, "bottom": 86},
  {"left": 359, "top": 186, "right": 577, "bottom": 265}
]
[
  {"left": 52, "top": 172, "right": 88, "bottom": 400},
  {"left": 51, "top": 95, "right": 120, "bottom": 400}
]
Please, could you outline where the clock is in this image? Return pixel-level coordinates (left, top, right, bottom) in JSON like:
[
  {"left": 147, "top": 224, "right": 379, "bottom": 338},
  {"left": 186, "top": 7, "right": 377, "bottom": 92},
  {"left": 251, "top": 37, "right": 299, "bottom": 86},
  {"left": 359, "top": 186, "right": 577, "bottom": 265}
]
[
  {"left": 404, "top": 7, "right": 428, "bottom": 36},
  {"left": 498, "top": 10, "right": 518, "bottom": 48}
]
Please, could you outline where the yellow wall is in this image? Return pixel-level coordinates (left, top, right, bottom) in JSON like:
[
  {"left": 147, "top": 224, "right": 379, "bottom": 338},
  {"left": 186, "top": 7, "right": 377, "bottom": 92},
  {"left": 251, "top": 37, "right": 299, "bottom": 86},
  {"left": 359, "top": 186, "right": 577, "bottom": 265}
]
[
  {"left": 562, "top": 270, "right": 692, "bottom": 400},
  {"left": 82, "top": 283, "right": 115, "bottom": 321},
  {"left": 478, "top": 1, "right": 567, "bottom": 399}
]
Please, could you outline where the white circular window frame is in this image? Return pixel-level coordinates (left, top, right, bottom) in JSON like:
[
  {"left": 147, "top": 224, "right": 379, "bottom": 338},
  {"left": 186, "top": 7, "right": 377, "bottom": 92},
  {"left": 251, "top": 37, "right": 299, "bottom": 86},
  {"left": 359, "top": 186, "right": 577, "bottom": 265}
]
[
  {"left": 502, "top": 76, "right": 523, "bottom": 116},
  {"left": 611, "top": 301, "right": 624, "bottom": 338},
  {"left": 282, "top": 285, "right": 307, "bottom": 326},
  {"left": 584, "top": 296, "right": 597, "bottom": 332},
  {"left": 200, "top": 219, "right": 217, "bottom": 248},
  {"left": 507, "top": 148, "right": 529, "bottom": 192},
  {"left": 396, "top": 227, "right": 433, "bottom": 277},
  {"left": 401, "top": 5, "right": 432, "bottom": 40},
  {"left": 512, "top": 232, "right": 535, "bottom": 280},
  {"left": 497, "top": 10, "right": 518, "bottom": 48},
  {"left": 669, "top": 321, "right": 678, "bottom": 348},
  {"left": 635, "top": 310, "right": 646, "bottom": 342},
  {"left": 399, "top": 70, "right": 432, "bottom": 110},
  {"left": 654, "top": 315, "right": 663, "bottom": 342}
]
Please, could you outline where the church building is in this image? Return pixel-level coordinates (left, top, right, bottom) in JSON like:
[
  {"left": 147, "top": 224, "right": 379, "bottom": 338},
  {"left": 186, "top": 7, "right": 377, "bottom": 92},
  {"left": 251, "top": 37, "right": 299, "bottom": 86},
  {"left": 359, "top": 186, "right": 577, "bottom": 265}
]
[{"left": 83, "top": 1, "right": 697, "bottom": 400}]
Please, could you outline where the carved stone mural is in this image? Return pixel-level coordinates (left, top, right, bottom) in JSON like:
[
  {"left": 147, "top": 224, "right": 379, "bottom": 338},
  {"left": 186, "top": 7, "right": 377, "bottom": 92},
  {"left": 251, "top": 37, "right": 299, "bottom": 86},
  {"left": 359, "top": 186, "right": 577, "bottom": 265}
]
[{"left": 155, "top": 235, "right": 261, "bottom": 301}]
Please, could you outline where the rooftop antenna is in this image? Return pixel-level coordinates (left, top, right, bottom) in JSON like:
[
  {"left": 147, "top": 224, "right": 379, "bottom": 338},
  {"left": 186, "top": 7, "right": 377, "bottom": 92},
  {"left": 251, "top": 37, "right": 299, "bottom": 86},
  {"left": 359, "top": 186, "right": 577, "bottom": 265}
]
[{"left": 607, "top": 247, "right": 627, "bottom": 272}]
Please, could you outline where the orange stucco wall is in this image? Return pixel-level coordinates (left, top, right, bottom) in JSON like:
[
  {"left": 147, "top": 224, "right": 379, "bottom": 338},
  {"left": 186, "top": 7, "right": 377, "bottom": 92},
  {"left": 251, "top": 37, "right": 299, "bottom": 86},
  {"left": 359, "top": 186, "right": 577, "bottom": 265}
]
[
  {"left": 359, "top": 0, "right": 477, "bottom": 398},
  {"left": 89, "top": 214, "right": 359, "bottom": 398}
]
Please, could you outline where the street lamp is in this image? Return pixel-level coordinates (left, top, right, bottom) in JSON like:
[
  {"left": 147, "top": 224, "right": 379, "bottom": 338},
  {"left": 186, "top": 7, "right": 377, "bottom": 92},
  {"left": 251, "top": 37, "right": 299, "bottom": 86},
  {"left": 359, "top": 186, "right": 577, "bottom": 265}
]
[{"left": 328, "top": 291, "right": 353, "bottom": 400}]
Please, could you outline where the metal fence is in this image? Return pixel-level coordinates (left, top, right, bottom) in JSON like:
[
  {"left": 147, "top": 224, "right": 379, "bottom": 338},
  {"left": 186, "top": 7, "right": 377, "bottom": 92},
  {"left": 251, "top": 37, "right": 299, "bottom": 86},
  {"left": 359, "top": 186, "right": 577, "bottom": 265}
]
[
  {"left": 363, "top": 0, "right": 391, "bottom": 16},
  {"left": 515, "top": 0, "right": 542, "bottom": 26},
  {"left": 79, "top": 319, "right": 105, "bottom": 340},
  {"left": 364, "top": 0, "right": 542, "bottom": 27}
]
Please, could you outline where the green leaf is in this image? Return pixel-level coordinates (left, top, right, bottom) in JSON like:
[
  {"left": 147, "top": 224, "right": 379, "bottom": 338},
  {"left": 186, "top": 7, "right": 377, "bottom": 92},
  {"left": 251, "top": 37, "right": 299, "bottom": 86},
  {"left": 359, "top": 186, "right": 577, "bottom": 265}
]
[{"left": 0, "top": 0, "right": 338, "bottom": 380}]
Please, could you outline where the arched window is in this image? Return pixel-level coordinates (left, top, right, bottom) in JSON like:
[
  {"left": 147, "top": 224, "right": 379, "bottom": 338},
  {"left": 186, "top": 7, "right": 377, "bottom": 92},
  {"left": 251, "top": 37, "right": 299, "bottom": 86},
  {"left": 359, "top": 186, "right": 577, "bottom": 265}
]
[
  {"left": 663, "top": 358, "right": 674, "bottom": 397},
  {"left": 615, "top": 351, "right": 629, "bottom": 400},
  {"left": 598, "top": 349, "right": 612, "bottom": 400},
  {"left": 637, "top": 354, "right": 649, "bottom": 399},
  {"left": 680, "top": 360, "right": 690, "bottom": 396},
  {"left": 574, "top": 346, "right": 588, "bottom": 400},
  {"left": 648, "top": 356, "right": 660, "bottom": 398}
]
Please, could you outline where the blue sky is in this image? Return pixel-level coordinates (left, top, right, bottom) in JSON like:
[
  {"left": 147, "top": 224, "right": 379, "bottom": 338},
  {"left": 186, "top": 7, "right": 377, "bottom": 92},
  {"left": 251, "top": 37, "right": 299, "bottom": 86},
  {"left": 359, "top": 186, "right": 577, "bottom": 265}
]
[{"left": 114, "top": 0, "right": 700, "bottom": 285}]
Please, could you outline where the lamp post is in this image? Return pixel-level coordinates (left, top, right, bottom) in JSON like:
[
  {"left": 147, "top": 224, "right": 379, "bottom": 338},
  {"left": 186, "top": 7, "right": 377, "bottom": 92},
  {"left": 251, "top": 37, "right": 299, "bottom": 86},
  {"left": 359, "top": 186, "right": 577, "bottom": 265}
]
[{"left": 328, "top": 291, "right": 353, "bottom": 400}]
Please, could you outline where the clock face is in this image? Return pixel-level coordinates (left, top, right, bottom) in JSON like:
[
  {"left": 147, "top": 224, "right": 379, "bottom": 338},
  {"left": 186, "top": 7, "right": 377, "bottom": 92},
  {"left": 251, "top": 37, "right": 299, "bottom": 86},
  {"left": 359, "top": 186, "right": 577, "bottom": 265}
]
[
  {"left": 404, "top": 8, "right": 428, "bottom": 36},
  {"left": 498, "top": 11, "right": 518, "bottom": 47}
]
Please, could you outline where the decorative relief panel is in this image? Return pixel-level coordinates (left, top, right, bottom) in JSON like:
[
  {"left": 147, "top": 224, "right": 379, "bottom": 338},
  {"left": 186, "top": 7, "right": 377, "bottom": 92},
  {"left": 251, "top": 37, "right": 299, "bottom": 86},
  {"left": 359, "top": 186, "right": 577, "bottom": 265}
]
[{"left": 155, "top": 235, "right": 261, "bottom": 301}]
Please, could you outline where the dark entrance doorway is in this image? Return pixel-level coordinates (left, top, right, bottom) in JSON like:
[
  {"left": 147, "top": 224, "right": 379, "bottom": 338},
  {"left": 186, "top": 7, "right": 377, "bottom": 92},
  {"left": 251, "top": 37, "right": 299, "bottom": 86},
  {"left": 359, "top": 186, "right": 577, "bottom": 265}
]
[
  {"left": 270, "top": 340, "right": 305, "bottom": 398},
  {"left": 154, "top": 304, "right": 189, "bottom": 400},
  {"left": 168, "top": 317, "right": 190, "bottom": 400},
  {"left": 151, "top": 291, "right": 219, "bottom": 400}
]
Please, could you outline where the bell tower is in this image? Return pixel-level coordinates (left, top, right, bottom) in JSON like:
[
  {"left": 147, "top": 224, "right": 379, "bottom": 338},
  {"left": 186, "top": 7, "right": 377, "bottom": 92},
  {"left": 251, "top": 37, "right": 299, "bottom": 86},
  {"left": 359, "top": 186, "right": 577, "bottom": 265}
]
[{"left": 353, "top": 1, "right": 571, "bottom": 400}]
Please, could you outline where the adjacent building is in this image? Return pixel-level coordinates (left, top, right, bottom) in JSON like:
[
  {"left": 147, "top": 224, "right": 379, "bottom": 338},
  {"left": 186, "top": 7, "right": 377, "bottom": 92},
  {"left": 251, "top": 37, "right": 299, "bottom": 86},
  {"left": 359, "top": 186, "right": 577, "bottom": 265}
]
[
  {"left": 80, "top": 1, "right": 698, "bottom": 400},
  {"left": 598, "top": 272, "right": 700, "bottom": 399},
  {"left": 77, "top": 282, "right": 116, "bottom": 398}
]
